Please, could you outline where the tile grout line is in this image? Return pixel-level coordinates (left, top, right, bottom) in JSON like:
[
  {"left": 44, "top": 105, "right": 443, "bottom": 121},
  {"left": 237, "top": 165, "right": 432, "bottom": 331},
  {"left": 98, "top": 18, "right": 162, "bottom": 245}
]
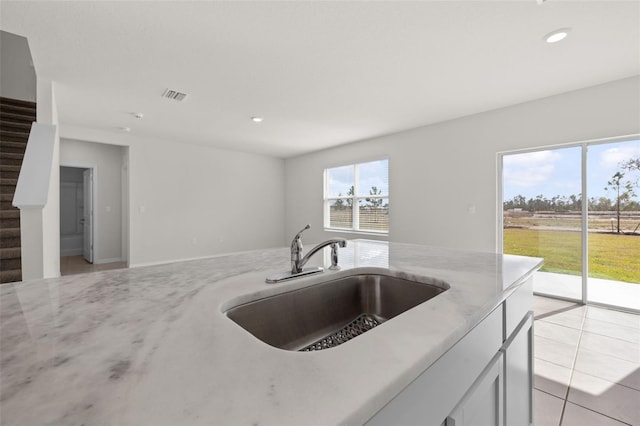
[
  {"left": 557, "top": 307, "right": 587, "bottom": 426},
  {"left": 564, "top": 401, "right": 634, "bottom": 426}
]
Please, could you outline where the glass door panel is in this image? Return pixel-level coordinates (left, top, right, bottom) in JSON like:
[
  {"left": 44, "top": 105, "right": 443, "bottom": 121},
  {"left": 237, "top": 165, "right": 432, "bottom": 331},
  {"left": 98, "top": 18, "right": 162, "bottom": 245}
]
[
  {"left": 586, "top": 140, "right": 640, "bottom": 310},
  {"left": 503, "top": 146, "right": 583, "bottom": 300}
]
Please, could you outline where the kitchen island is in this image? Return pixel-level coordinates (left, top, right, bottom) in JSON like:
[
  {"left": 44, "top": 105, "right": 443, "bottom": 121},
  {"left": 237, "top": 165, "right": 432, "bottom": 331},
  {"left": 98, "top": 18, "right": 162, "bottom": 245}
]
[{"left": 0, "top": 240, "right": 542, "bottom": 425}]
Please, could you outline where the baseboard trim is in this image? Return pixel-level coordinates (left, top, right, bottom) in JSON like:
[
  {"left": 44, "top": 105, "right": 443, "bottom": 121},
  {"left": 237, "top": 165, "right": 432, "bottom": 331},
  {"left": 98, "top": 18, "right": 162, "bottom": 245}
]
[{"left": 129, "top": 248, "right": 264, "bottom": 269}]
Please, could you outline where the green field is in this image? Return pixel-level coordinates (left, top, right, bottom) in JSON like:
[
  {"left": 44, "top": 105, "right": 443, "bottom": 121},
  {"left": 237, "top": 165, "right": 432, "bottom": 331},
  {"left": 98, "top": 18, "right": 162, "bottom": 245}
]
[{"left": 504, "top": 229, "right": 640, "bottom": 283}]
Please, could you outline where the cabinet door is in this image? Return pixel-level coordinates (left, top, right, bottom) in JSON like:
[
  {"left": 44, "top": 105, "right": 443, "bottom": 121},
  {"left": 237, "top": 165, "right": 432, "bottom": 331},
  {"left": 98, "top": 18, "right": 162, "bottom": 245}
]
[
  {"left": 446, "top": 352, "right": 504, "bottom": 426},
  {"left": 365, "top": 306, "right": 503, "bottom": 426},
  {"left": 502, "top": 311, "right": 534, "bottom": 426}
]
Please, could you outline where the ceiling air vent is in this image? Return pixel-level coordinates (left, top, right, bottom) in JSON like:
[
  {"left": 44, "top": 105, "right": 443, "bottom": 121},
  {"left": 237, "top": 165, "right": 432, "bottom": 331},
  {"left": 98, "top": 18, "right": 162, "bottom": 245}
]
[{"left": 161, "top": 89, "right": 188, "bottom": 101}]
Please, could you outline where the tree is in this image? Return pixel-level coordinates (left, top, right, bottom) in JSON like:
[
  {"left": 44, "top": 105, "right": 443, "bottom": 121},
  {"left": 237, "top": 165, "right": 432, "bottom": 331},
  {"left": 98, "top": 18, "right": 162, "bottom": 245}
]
[
  {"left": 365, "top": 186, "right": 383, "bottom": 208},
  {"left": 605, "top": 171, "right": 636, "bottom": 233},
  {"left": 621, "top": 157, "right": 640, "bottom": 172},
  {"left": 622, "top": 157, "right": 640, "bottom": 189},
  {"left": 345, "top": 185, "right": 354, "bottom": 208}
]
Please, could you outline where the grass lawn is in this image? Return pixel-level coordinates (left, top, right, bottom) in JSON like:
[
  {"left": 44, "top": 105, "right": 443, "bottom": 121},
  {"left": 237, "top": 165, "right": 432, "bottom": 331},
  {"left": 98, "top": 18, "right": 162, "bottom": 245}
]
[{"left": 504, "top": 228, "right": 640, "bottom": 283}]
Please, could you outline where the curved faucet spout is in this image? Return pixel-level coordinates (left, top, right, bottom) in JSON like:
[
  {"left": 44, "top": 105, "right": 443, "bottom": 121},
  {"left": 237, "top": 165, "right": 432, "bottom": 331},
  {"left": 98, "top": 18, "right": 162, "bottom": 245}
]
[
  {"left": 298, "top": 238, "right": 347, "bottom": 271},
  {"left": 268, "top": 226, "right": 347, "bottom": 283}
]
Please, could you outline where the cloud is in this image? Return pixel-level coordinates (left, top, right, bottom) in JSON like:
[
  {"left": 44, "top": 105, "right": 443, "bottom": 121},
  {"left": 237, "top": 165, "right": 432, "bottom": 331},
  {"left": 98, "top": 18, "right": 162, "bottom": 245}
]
[
  {"left": 503, "top": 150, "right": 562, "bottom": 189},
  {"left": 597, "top": 143, "right": 640, "bottom": 171}
]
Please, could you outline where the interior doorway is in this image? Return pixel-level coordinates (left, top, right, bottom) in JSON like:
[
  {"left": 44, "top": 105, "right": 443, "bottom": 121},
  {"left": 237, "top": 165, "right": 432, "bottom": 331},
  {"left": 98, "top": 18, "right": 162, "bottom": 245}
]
[
  {"left": 60, "top": 166, "right": 93, "bottom": 262},
  {"left": 59, "top": 165, "right": 126, "bottom": 276}
]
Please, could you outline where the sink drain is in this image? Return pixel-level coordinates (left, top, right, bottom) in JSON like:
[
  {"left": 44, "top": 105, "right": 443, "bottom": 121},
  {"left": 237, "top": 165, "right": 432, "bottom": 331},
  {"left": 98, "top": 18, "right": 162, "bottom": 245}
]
[{"left": 299, "top": 314, "right": 382, "bottom": 351}]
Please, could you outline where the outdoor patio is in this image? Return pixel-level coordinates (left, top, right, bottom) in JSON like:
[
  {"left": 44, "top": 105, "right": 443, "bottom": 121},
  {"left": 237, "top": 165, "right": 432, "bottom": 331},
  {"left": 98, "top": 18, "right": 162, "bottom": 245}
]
[{"left": 534, "top": 271, "right": 640, "bottom": 312}]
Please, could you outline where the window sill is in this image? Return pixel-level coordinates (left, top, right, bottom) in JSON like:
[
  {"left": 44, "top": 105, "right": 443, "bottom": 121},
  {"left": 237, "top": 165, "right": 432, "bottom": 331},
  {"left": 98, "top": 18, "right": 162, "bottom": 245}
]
[{"left": 324, "top": 228, "right": 389, "bottom": 238}]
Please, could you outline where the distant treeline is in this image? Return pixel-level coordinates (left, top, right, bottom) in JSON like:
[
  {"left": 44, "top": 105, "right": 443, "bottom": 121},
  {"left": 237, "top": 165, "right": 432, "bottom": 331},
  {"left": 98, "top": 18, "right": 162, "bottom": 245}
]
[{"left": 503, "top": 194, "right": 640, "bottom": 212}]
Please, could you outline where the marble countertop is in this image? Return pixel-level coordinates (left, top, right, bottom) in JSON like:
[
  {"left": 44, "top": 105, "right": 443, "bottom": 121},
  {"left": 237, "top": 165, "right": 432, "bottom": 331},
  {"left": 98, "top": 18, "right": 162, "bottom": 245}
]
[{"left": 0, "top": 240, "right": 542, "bottom": 425}]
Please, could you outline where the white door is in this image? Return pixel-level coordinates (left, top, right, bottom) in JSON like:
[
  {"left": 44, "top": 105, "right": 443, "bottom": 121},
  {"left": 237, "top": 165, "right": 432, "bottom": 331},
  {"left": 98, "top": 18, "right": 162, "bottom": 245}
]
[{"left": 83, "top": 169, "right": 94, "bottom": 263}]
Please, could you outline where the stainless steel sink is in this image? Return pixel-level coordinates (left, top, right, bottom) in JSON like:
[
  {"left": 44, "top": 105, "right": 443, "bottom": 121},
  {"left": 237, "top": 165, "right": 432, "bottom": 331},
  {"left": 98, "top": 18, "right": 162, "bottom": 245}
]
[{"left": 225, "top": 272, "right": 449, "bottom": 351}]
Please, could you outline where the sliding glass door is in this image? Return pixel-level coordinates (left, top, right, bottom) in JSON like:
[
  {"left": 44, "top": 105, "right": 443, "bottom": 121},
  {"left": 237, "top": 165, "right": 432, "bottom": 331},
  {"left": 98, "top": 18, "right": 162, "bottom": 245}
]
[
  {"left": 502, "top": 138, "right": 640, "bottom": 311},
  {"left": 586, "top": 140, "right": 640, "bottom": 310},
  {"left": 503, "top": 146, "right": 583, "bottom": 301}
]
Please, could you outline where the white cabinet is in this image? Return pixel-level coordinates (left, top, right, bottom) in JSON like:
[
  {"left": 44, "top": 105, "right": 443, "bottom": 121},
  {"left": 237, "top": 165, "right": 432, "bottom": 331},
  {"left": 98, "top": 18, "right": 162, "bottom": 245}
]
[
  {"left": 365, "top": 306, "right": 503, "bottom": 426},
  {"left": 365, "top": 276, "right": 534, "bottom": 426},
  {"left": 446, "top": 352, "right": 504, "bottom": 426},
  {"left": 502, "top": 312, "right": 534, "bottom": 426}
]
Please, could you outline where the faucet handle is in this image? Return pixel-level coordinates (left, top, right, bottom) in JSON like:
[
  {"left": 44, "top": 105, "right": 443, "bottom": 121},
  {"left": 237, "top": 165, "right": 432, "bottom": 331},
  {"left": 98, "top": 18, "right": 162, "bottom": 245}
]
[
  {"left": 294, "top": 224, "right": 310, "bottom": 239},
  {"left": 292, "top": 224, "right": 311, "bottom": 244},
  {"left": 291, "top": 225, "right": 310, "bottom": 273}
]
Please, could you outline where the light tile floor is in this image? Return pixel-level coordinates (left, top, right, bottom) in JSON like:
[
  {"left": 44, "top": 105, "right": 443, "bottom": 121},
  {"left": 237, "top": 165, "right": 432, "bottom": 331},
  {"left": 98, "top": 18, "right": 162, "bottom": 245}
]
[{"left": 533, "top": 296, "right": 640, "bottom": 425}]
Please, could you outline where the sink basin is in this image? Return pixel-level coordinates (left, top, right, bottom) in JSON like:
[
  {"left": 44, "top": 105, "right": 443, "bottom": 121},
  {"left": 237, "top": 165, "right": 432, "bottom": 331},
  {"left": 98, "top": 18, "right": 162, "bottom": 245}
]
[{"left": 225, "top": 272, "right": 449, "bottom": 351}]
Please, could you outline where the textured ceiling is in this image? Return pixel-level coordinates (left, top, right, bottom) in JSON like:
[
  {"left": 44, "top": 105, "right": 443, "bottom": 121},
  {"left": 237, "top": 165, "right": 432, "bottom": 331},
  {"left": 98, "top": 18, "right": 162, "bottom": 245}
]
[{"left": 2, "top": 1, "right": 639, "bottom": 158}]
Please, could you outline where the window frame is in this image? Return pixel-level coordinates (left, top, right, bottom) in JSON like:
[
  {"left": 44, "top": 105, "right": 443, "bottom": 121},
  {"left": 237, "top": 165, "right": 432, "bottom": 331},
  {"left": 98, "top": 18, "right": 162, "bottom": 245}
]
[{"left": 323, "top": 158, "right": 389, "bottom": 235}]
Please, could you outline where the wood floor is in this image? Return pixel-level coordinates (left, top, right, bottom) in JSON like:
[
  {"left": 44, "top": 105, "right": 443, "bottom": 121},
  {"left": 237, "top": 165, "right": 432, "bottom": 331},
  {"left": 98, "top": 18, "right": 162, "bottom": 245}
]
[{"left": 60, "top": 255, "right": 127, "bottom": 276}]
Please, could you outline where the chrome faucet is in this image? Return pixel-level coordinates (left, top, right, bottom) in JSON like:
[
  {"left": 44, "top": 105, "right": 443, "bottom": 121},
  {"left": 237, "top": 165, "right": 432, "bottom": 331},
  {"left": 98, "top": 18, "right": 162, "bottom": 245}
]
[
  {"left": 291, "top": 225, "right": 347, "bottom": 273},
  {"left": 266, "top": 224, "right": 347, "bottom": 283}
]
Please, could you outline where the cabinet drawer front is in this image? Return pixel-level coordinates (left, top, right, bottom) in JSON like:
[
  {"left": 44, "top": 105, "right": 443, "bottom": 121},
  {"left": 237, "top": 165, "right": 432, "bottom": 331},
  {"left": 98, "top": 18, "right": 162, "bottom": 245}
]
[{"left": 504, "top": 277, "right": 533, "bottom": 340}]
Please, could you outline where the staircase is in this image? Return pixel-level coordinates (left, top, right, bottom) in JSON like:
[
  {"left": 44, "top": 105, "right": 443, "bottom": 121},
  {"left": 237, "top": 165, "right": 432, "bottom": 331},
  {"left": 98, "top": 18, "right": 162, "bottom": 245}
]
[{"left": 1, "top": 97, "right": 36, "bottom": 284}]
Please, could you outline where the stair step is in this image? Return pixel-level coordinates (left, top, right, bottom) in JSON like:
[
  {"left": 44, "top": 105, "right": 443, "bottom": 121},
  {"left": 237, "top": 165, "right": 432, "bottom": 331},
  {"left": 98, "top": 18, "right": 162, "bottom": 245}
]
[
  {"left": 0, "top": 120, "right": 32, "bottom": 132},
  {"left": 0, "top": 200, "right": 15, "bottom": 210},
  {"left": 1, "top": 235, "right": 20, "bottom": 249},
  {"left": 0, "top": 183, "right": 17, "bottom": 197},
  {"left": 1, "top": 217, "right": 19, "bottom": 228},
  {"left": 0, "top": 130, "right": 30, "bottom": 142},
  {"left": 0, "top": 256, "right": 21, "bottom": 271},
  {"left": 0, "top": 111, "right": 36, "bottom": 123},
  {"left": 0, "top": 165, "right": 21, "bottom": 173},
  {"left": 0, "top": 269, "right": 22, "bottom": 284},
  {"left": 0, "top": 247, "right": 21, "bottom": 259},
  {"left": 0, "top": 178, "right": 18, "bottom": 187},
  {"left": 1, "top": 209, "right": 20, "bottom": 219},
  {"left": 1, "top": 141, "right": 28, "bottom": 156},
  {"left": 0, "top": 193, "right": 15, "bottom": 202},
  {"left": 0, "top": 227, "right": 20, "bottom": 238},
  {"left": 0, "top": 97, "right": 36, "bottom": 110},
  {"left": 1, "top": 139, "right": 27, "bottom": 148},
  {"left": 0, "top": 106, "right": 36, "bottom": 121},
  {"left": 0, "top": 165, "right": 21, "bottom": 181},
  {"left": 0, "top": 151, "right": 24, "bottom": 160},
  {"left": 0, "top": 171, "right": 20, "bottom": 181},
  {"left": 0, "top": 189, "right": 17, "bottom": 199},
  {"left": 0, "top": 97, "right": 37, "bottom": 109}
]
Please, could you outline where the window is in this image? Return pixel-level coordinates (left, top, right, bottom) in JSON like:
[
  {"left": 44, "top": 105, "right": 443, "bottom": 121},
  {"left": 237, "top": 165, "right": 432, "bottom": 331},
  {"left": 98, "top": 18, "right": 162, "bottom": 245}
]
[{"left": 324, "top": 159, "right": 389, "bottom": 233}]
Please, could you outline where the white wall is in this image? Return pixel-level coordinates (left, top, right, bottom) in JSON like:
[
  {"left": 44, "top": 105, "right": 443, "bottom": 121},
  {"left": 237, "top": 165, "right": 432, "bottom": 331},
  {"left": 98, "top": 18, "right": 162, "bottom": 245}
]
[
  {"left": 127, "top": 137, "right": 286, "bottom": 266},
  {"left": 60, "top": 126, "right": 286, "bottom": 267},
  {"left": 285, "top": 76, "right": 640, "bottom": 253},
  {"left": 0, "top": 31, "right": 36, "bottom": 102},
  {"left": 60, "top": 139, "right": 125, "bottom": 263},
  {"left": 39, "top": 79, "right": 61, "bottom": 278}
]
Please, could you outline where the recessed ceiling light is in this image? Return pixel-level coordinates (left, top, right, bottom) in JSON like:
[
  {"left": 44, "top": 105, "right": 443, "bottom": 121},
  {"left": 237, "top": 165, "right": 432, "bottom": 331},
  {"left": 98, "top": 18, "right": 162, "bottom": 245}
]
[
  {"left": 119, "top": 126, "right": 131, "bottom": 132},
  {"left": 544, "top": 28, "right": 571, "bottom": 43},
  {"left": 251, "top": 116, "right": 264, "bottom": 123},
  {"left": 132, "top": 112, "right": 144, "bottom": 119}
]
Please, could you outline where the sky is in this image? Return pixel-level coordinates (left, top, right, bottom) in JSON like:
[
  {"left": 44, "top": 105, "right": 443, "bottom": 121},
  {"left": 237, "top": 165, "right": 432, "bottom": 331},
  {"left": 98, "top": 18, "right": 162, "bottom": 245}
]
[
  {"left": 327, "top": 159, "right": 389, "bottom": 198},
  {"left": 503, "top": 139, "right": 640, "bottom": 201}
]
